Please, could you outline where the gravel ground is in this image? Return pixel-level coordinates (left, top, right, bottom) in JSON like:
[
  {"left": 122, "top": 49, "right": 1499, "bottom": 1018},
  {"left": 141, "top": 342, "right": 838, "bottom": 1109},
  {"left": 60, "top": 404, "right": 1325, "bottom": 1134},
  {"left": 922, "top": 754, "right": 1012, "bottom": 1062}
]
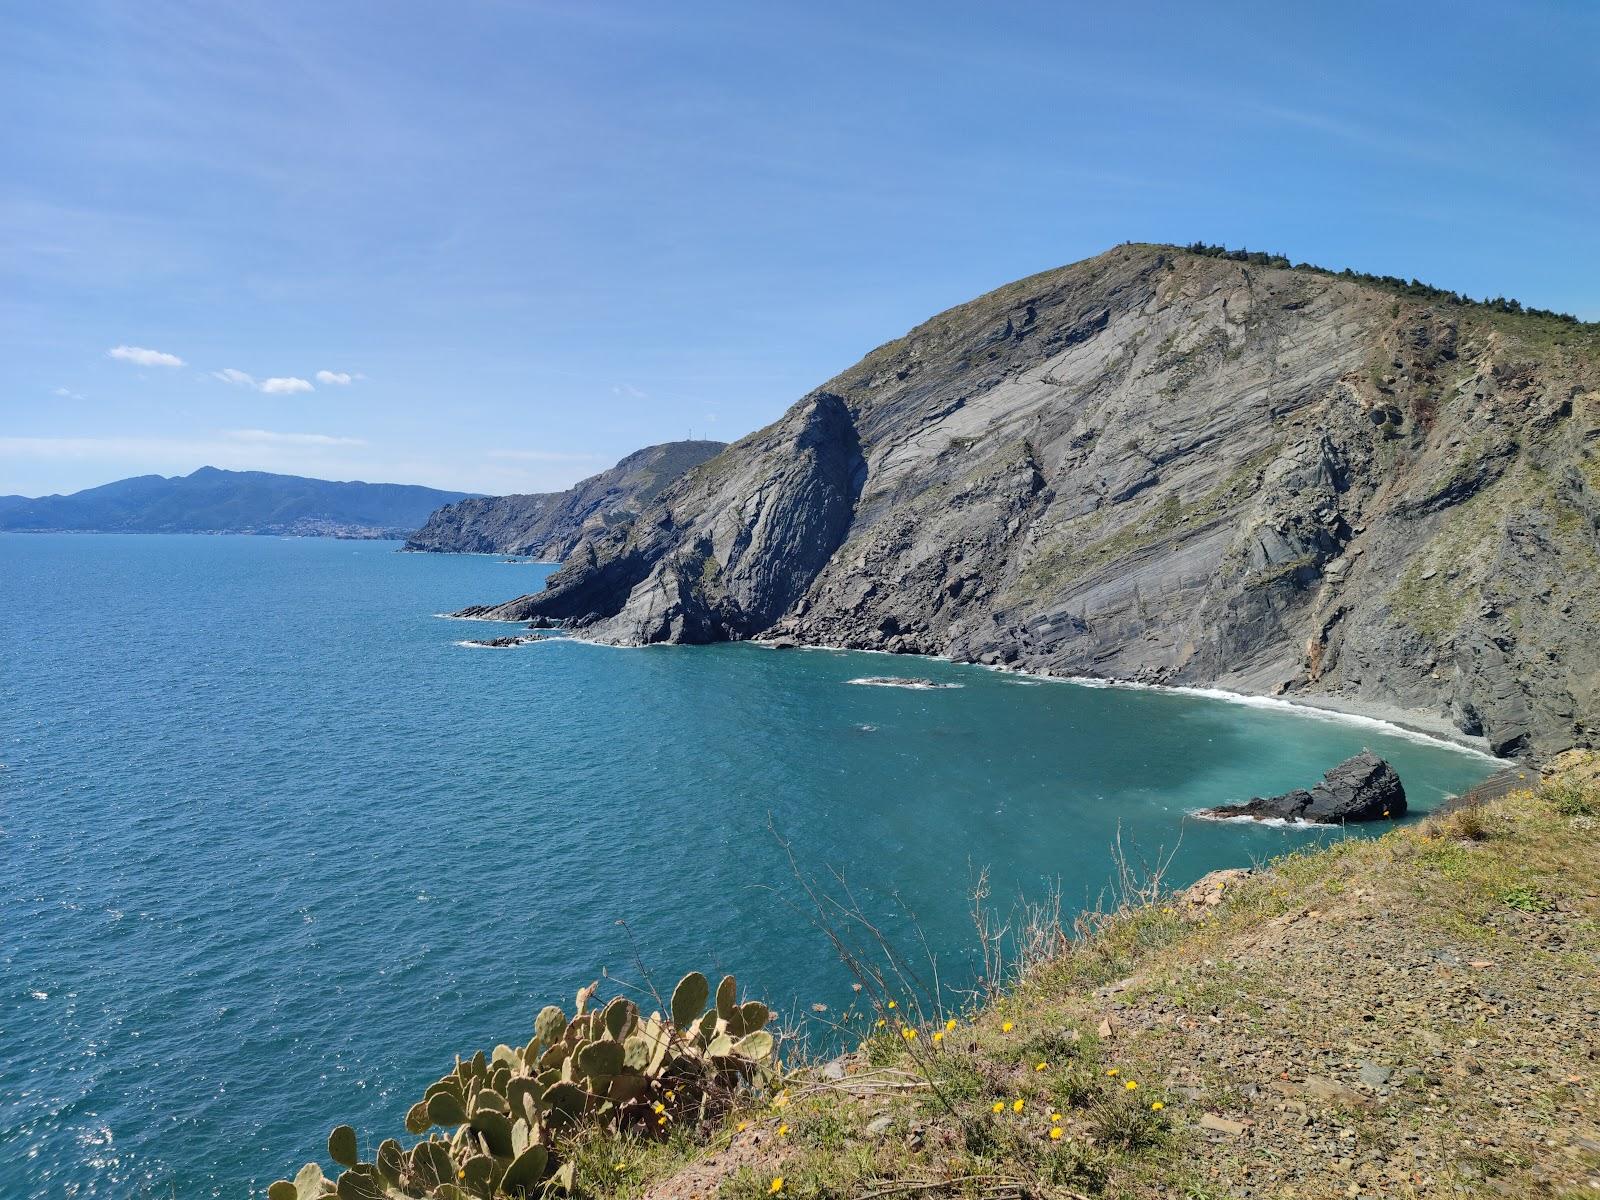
[{"left": 637, "top": 772, "right": 1600, "bottom": 1200}]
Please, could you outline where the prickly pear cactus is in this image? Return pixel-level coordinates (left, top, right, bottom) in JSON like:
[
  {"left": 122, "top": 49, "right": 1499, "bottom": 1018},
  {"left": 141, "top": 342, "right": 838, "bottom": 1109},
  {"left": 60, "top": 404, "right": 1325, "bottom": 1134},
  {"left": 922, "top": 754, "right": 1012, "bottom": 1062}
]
[{"left": 268, "top": 971, "right": 778, "bottom": 1199}]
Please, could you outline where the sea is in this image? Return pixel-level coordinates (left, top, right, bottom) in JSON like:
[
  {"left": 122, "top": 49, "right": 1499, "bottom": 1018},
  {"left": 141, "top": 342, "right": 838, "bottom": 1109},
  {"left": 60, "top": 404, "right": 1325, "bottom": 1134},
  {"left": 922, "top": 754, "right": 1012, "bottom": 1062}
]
[{"left": 0, "top": 533, "right": 1498, "bottom": 1197}]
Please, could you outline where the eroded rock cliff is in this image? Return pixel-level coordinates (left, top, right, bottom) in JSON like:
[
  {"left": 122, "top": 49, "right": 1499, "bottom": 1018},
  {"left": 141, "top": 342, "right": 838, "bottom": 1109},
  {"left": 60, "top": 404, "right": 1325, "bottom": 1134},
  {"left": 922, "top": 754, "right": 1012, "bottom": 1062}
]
[
  {"left": 458, "top": 246, "right": 1600, "bottom": 759},
  {"left": 405, "top": 440, "right": 725, "bottom": 557}
]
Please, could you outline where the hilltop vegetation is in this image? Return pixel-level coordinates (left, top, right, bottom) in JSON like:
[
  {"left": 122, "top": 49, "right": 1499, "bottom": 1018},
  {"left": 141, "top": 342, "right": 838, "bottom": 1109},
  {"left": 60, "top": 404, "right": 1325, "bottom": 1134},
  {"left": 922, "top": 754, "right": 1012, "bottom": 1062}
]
[{"left": 1179, "top": 241, "right": 1594, "bottom": 328}]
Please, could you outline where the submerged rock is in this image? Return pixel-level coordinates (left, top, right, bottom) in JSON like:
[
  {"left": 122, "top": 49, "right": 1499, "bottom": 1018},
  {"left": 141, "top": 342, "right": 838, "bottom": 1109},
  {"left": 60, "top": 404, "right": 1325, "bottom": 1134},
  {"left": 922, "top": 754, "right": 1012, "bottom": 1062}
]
[{"left": 1204, "top": 751, "right": 1406, "bottom": 823}]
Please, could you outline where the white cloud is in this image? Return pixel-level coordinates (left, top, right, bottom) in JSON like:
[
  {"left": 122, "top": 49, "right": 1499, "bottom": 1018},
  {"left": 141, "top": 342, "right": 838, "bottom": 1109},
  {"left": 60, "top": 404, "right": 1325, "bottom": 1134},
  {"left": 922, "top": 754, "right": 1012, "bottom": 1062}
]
[
  {"left": 225, "top": 429, "right": 365, "bottom": 447},
  {"left": 53, "top": 386, "right": 85, "bottom": 401},
  {"left": 612, "top": 383, "right": 648, "bottom": 399},
  {"left": 315, "top": 370, "right": 354, "bottom": 385},
  {"left": 213, "top": 369, "right": 320, "bottom": 395},
  {"left": 258, "top": 376, "right": 314, "bottom": 395},
  {"left": 109, "top": 345, "right": 185, "bottom": 367}
]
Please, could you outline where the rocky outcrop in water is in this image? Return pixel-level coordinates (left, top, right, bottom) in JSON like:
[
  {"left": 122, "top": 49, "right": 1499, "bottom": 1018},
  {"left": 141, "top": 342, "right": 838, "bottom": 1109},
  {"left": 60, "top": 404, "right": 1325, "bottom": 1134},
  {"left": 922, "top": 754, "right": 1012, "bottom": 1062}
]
[
  {"left": 456, "top": 245, "right": 1600, "bottom": 759},
  {"left": 405, "top": 440, "right": 726, "bottom": 557},
  {"left": 1203, "top": 751, "right": 1407, "bottom": 823}
]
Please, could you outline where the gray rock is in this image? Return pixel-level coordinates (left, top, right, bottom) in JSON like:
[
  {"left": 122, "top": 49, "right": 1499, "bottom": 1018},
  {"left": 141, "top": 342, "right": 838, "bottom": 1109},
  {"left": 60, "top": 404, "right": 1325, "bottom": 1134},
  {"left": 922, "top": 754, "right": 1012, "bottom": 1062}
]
[
  {"left": 453, "top": 246, "right": 1600, "bottom": 760},
  {"left": 406, "top": 440, "right": 726, "bottom": 557},
  {"left": 1204, "top": 751, "right": 1406, "bottom": 823},
  {"left": 1357, "top": 1062, "right": 1394, "bottom": 1086}
]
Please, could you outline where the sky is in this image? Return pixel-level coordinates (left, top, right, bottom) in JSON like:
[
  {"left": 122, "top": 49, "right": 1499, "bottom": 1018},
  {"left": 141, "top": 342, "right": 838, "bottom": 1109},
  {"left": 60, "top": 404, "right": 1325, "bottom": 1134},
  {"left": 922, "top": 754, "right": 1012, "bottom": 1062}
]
[{"left": 3, "top": 1, "right": 1597, "bottom": 498}]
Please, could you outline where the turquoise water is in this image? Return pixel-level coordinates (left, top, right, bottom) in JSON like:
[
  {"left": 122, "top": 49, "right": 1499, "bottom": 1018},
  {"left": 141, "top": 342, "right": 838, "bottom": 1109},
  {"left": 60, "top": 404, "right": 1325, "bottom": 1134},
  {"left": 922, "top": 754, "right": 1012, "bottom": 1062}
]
[{"left": 0, "top": 534, "right": 1496, "bottom": 1198}]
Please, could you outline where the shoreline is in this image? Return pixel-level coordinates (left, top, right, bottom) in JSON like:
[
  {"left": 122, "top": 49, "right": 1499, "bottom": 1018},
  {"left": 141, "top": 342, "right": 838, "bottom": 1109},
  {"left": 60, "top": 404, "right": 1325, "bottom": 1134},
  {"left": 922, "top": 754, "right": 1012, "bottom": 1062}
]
[
  {"left": 436, "top": 609, "right": 1503, "bottom": 763},
  {"left": 404, "top": 546, "right": 560, "bottom": 562},
  {"left": 1053, "top": 675, "right": 1502, "bottom": 761}
]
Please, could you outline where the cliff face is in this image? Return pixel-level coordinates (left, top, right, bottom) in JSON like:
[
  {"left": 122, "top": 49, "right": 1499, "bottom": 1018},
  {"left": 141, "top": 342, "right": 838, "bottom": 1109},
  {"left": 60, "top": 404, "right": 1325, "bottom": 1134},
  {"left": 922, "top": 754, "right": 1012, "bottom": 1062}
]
[
  {"left": 458, "top": 246, "right": 1600, "bottom": 759},
  {"left": 404, "top": 440, "right": 725, "bottom": 557}
]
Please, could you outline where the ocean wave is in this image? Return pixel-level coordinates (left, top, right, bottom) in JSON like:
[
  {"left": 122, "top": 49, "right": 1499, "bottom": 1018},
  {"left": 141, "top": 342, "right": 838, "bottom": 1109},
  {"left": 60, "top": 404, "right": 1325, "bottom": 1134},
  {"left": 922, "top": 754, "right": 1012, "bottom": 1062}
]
[
  {"left": 1187, "top": 809, "right": 1314, "bottom": 828},
  {"left": 1059, "top": 678, "right": 1503, "bottom": 761},
  {"left": 846, "top": 676, "right": 963, "bottom": 690}
]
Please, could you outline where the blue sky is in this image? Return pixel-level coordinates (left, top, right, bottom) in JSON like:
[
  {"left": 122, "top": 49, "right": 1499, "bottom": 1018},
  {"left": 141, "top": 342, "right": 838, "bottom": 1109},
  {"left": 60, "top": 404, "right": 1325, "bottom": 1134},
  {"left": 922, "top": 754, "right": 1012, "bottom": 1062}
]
[{"left": 3, "top": 1, "right": 1596, "bottom": 497}]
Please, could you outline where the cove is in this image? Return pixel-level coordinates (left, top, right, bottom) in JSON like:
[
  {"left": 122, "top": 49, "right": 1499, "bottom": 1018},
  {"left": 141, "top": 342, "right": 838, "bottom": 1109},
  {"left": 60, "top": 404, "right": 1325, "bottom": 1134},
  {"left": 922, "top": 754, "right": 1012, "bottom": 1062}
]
[{"left": 0, "top": 534, "right": 1497, "bottom": 1198}]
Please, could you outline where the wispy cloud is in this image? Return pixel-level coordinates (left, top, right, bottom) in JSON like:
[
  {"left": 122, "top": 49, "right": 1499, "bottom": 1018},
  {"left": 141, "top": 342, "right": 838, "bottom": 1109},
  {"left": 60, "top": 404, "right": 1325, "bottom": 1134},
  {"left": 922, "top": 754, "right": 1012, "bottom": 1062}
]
[
  {"left": 258, "top": 376, "right": 314, "bottom": 395},
  {"left": 611, "top": 383, "right": 648, "bottom": 399},
  {"left": 225, "top": 428, "right": 365, "bottom": 447},
  {"left": 53, "top": 386, "right": 85, "bottom": 401},
  {"left": 212, "top": 369, "right": 316, "bottom": 394},
  {"left": 315, "top": 369, "right": 358, "bottom": 385},
  {"left": 109, "top": 345, "right": 185, "bottom": 367}
]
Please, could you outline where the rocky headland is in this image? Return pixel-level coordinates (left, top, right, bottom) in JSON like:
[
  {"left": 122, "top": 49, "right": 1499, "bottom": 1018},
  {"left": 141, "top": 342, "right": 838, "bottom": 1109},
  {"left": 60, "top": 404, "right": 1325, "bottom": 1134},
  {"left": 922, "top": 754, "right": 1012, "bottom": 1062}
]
[
  {"left": 1202, "top": 749, "right": 1407, "bottom": 823},
  {"left": 405, "top": 440, "right": 726, "bottom": 557},
  {"left": 455, "top": 245, "right": 1600, "bottom": 762}
]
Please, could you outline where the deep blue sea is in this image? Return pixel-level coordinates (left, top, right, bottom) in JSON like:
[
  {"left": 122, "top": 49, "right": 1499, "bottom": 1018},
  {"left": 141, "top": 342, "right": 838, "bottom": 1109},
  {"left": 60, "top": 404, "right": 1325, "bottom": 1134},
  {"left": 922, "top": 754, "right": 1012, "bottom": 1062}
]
[{"left": 0, "top": 534, "right": 1498, "bottom": 1198}]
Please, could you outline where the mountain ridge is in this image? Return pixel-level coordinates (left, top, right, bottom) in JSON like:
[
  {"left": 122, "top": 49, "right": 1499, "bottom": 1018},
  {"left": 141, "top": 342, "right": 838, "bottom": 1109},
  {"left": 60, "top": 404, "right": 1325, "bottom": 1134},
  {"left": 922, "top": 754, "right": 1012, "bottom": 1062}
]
[
  {"left": 0, "top": 466, "right": 476, "bottom": 539},
  {"left": 404, "top": 439, "right": 727, "bottom": 557},
  {"left": 458, "top": 243, "right": 1600, "bottom": 761}
]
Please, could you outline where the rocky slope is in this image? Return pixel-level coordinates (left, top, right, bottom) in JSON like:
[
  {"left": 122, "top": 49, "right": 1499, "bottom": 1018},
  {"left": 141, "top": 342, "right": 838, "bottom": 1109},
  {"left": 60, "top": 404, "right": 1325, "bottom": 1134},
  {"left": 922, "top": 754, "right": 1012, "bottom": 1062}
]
[
  {"left": 404, "top": 440, "right": 725, "bottom": 557},
  {"left": 458, "top": 245, "right": 1600, "bottom": 759}
]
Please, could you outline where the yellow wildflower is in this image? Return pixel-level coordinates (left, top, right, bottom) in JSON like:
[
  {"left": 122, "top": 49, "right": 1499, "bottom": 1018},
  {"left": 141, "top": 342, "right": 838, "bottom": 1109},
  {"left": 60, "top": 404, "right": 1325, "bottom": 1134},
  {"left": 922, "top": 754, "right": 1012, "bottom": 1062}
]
[
  {"left": 1050, "top": 1112, "right": 1062, "bottom": 1124},
  {"left": 777, "top": 1123, "right": 789, "bottom": 1137},
  {"left": 1011, "top": 1099, "right": 1024, "bottom": 1113},
  {"left": 653, "top": 1101, "right": 665, "bottom": 1113},
  {"left": 1049, "top": 1127, "right": 1064, "bottom": 1141},
  {"left": 1034, "top": 1061, "right": 1048, "bottom": 1072},
  {"left": 887, "top": 1000, "right": 896, "bottom": 1009},
  {"left": 1105, "top": 1067, "right": 1119, "bottom": 1077},
  {"left": 737, "top": 1121, "right": 749, "bottom": 1132},
  {"left": 902, "top": 1027, "right": 917, "bottom": 1040},
  {"left": 769, "top": 1179, "right": 785, "bottom": 1195},
  {"left": 932, "top": 1031, "right": 944, "bottom": 1044},
  {"left": 875, "top": 1018, "right": 886, "bottom": 1029},
  {"left": 991, "top": 1101, "right": 1005, "bottom": 1113},
  {"left": 1151, "top": 1101, "right": 1165, "bottom": 1111},
  {"left": 945, "top": 1018, "right": 958, "bottom": 1031},
  {"left": 1001, "top": 1021, "right": 1014, "bottom": 1033},
  {"left": 1124, "top": 1080, "right": 1138, "bottom": 1091}
]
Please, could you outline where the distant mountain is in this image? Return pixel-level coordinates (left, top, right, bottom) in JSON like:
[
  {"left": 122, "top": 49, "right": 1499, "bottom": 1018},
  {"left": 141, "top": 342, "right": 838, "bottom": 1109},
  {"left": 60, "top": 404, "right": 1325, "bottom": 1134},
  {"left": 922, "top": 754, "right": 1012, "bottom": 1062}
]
[
  {"left": 0, "top": 467, "right": 478, "bottom": 538},
  {"left": 404, "top": 440, "right": 727, "bottom": 557}
]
